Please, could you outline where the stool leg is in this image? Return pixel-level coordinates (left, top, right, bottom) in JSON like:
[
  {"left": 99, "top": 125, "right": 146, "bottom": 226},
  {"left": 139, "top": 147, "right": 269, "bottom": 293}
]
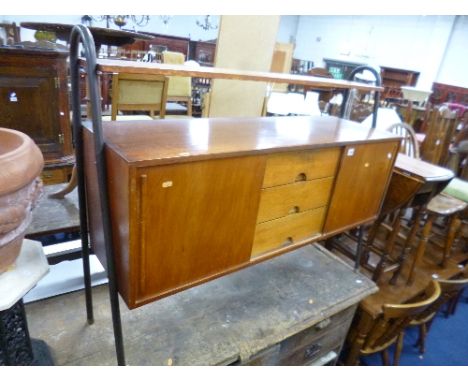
[
  {"left": 362, "top": 217, "right": 385, "bottom": 267},
  {"left": 408, "top": 211, "right": 436, "bottom": 285},
  {"left": 374, "top": 209, "right": 404, "bottom": 283},
  {"left": 418, "top": 323, "right": 427, "bottom": 354},
  {"left": 442, "top": 216, "right": 462, "bottom": 268},
  {"left": 394, "top": 332, "right": 404, "bottom": 366},
  {"left": 391, "top": 206, "right": 422, "bottom": 284}
]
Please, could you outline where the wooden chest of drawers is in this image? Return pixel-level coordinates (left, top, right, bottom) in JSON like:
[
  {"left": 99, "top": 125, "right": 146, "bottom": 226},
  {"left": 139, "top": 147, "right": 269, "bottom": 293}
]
[
  {"left": 83, "top": 116, "right": 400, "bottom": 308},
  {"left": 244, "top": 304, "right": 356, "bottom": 365}
]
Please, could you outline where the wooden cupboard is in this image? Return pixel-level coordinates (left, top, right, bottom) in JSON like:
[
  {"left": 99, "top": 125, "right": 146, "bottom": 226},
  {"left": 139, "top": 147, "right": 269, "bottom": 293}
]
[
  {"left": 83, "top": 116, "right": 400, "bottom": 308},
  {"left": 0, "top": 47, "right": 74, "bottom": 184}
]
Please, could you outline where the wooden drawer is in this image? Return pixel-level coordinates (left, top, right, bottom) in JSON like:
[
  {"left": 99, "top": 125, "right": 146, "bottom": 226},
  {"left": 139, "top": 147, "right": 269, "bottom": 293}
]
[
  {"left": 251, "top": 207, "right": 326, "bottom": 258},
  {"left": 243, "top": 305, "right": 357, "bottom": 365},
  {"left": 278, "top": 328, "right": 346, "bottom": 365},
  {"left": 262, "top": 148, "right": 341, "bottom": 188},
  {"left": 278, "top": 307, "right": 356, "bottom": 365},
  {"left": 41, "top": 167, "right": 71, "bottom": 185},
  {"left": 257, "top": 177, "right": 334, "bottom": 223},
  {"left": 279, "top": 305, "right": 355, "bottom": 356}
]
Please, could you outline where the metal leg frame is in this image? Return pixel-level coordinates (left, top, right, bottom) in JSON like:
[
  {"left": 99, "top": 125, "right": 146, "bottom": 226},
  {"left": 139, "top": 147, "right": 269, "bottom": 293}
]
[
  {"left": 340, "top": 66, "right": 382, "bottom": 272},
  {"left": 69, "top": 25, "right": 126, "bottom": 365},
  {"left": 340, "top": 65, "right": 382, "bottom": 129}
]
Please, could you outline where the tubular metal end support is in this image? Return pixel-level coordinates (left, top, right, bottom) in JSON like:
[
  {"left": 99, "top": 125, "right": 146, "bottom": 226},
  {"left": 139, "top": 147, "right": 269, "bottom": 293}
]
[
  {"left": 69, "top": 24, "right": 125, "bottom": 366},
  {"left": 340, "top": 65, "right": 382, "bottom": 129}
]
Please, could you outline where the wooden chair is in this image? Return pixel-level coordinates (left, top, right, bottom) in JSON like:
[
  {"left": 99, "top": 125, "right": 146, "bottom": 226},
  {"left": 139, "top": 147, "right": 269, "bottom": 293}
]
[
  {"left": 387, "top": 122, "right": 420, "bottom": 159},
  {"left": 50, "top": 73, "right": 169, "bottom": 199},
  {"left": 354, "top": 123, "right": 421, "bottom": 282},
  {"left": 303, "top": 67, "right": 335, "bottom": 113},
  {"left": 420, "top": 107, "right": 458, "bottom": 166},
  {"left": 109, "top": 72, "right": 169, "bottom": 120},
  {"left": 346, "top": 280, "right": 440, "bottom": 365},
  {"left": 409, "top": 267, "right": 468, "bottom": 354},
  {"left": 162, "top": 51, "right": 192, "bottom": 117}
]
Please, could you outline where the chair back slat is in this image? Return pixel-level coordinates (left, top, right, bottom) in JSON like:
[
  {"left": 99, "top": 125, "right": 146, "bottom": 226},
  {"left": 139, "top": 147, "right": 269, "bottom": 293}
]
[
  {"left": 421, "top": 107, "right": 457, "bottom": 166},
  {"left": 386, "top": 122, "right": 420, "bottom": 159},
  {"left": 362, "top": 281, "right": 440, "bottom": 351}
]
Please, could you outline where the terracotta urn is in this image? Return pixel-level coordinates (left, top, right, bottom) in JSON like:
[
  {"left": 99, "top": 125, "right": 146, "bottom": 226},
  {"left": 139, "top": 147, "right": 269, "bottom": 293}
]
[{"left": 0, "top": 127, "right": 44, "bottom": 273}]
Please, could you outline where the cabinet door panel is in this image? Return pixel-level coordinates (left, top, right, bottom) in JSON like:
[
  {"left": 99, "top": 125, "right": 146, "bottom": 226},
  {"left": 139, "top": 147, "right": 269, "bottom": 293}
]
[
  {"left": 134, "top": 156, "right": 265, "bottom": 303},
  {"left": 323, "top": 142, "right": 398, "bottom": 235},
  {"left": 0, "top": 75, "right": 61, "bottom": 155}
]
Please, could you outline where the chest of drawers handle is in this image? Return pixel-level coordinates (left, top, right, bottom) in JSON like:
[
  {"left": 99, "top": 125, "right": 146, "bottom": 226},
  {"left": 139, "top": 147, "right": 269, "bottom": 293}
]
[
  {"left": 316, "top": 317, "right": 331, "bottom": 330},
  {"left": 304, "top": 343, "right": 322, "bottom": 360},
  {"left": 288, "top": 206, "right": 300, "bottom": 214}
]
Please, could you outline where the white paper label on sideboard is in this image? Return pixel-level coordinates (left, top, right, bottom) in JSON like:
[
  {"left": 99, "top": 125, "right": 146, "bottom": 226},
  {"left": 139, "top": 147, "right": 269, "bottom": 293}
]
[{"left": 347, "top": 148, "right": 355, "bottom": 156}]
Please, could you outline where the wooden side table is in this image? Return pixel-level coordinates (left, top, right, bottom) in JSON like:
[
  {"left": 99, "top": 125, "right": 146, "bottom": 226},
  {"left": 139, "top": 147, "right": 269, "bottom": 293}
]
[{"left": 0, "top": 240, "right": 52, "bottom": 365}]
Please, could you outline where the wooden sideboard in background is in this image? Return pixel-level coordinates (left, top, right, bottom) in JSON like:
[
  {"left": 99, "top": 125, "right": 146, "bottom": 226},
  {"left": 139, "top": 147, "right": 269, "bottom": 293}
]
[{"left": 430, "top": 82, "right": 468, "bottom": 105}]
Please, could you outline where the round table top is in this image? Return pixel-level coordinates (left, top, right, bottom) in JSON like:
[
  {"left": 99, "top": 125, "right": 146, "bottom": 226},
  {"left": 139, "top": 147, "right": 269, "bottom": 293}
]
[{"left": 20, "top": 22, "right": 153, "bottom": 47}]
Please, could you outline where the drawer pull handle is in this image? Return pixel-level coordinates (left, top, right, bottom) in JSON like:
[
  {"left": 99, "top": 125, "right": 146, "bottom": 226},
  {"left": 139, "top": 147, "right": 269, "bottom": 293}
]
[
  {"left": 295, "top": 173, "right": 307, "bottom": 182},
  {"left": 289, "top": 206, "right": 300, "bottom": 214},
  {"left": 304, "top": 343, "right": 322, "bottom": 360},
  {"left": 316, "top": 318, "right": 331, "bottom": 330}
]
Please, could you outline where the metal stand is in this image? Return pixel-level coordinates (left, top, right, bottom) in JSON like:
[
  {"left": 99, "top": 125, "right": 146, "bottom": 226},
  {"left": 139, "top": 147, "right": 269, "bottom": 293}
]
[
  {"left": 339, "top": 66, "right": 382, "bottom": 270},
  {"left": 0, "top": 299, "right": 53, "bottom": 365},
  {"left": 69, "top": 25, "right": 126, "bottom": 365},
  {"left": 340, "top": 65, "right": 382, "bottom": 129}
]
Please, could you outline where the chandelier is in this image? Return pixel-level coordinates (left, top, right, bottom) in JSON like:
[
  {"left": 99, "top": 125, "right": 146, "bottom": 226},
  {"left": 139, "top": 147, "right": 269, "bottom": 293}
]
[
  {"left": 81, "top": 15, "right": 150, "bottom": 29},
  {"left": 196, "top": 15, "right": 218, "bottom": 31}
]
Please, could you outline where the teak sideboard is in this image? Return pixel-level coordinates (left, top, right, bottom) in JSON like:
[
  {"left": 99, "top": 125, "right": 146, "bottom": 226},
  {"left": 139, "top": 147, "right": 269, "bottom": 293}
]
[{"left": 83, "top": 115, "right": 400, "bottom": 309}]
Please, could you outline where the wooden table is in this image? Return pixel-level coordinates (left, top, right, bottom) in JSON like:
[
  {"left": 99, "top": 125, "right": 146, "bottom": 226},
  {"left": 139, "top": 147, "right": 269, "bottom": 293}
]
[
  {"left": 26, "top": 184, "right": 79, "bottom": 239},
  {"left": 93, "top": 58, "right": 384, "bottom": 92},
  {"left": 20, "top": 22, "right": 153, "bottom": 52},
  {"left": 26, "top": 243, "right": 377, "bottom": 365}
]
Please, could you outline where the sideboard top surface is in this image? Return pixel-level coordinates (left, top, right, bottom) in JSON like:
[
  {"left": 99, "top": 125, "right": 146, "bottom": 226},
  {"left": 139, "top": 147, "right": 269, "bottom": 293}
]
[{"left": 85, "top": 116, "right": 400, "bottom": 166}]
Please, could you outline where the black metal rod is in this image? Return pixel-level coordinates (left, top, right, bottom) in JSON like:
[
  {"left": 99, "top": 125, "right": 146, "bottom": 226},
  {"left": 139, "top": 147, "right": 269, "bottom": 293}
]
[
  {"left": 340, "top": 65, "right": 382, "bottom": 129},
  {"left": 355, "top": 226, "right": 365, "bottom": 271},
  {"left": 68, "top": 26, "right": 94, "bottom": 327},
  {"left": 69, "top": 24, "right": 126, "bottom": 366}
]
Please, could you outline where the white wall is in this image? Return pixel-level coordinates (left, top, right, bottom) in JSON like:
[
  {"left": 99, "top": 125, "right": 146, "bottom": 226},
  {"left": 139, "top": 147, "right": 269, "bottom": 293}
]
[
  {"left": 276, "top": 15, "right": 299, "bottom": 44},
  {"left": 436, "top": 15, "right": 468, "bottom": 88},
  {"left": 293, "top": 16, "right": 456, "bottom": 88},
  {"left": 0, "top": 15, "right": 220, "bottom": 44}
]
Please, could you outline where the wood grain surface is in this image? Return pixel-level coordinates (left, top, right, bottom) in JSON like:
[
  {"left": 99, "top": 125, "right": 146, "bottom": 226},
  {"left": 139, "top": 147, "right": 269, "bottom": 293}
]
[{"left": 94, "top": 58, "right": 383, "bottom": 92}]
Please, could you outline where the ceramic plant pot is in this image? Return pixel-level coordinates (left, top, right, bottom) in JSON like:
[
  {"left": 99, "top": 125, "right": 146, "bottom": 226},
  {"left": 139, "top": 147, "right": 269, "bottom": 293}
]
[{"left": 0, "top": 127, "right": 44, "bottom": 273}]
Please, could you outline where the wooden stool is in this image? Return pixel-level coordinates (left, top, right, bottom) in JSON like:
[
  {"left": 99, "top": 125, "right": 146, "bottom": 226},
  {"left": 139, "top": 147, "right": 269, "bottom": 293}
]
[{"left": 408, "top": 194, "right": 466, "bottom": 284}]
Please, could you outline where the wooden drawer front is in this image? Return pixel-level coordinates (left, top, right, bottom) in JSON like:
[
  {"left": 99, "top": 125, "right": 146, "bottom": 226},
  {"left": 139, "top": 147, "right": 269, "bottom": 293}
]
[
  {"left": 257, "top": 177, "right": 334, "bottom": 223},
  {"left": 251, "top": 207, "right": 326, "bottom": 258},
  {"left": 262, "top": 148, "right": 341, "bottom": 188},
  {"left": 41, "top": 168, "right": 69, "bottom": 185},
  {"left": 278, "top": 324, "right": 348, "bottom": 365},
  {"left": 278, "top": 307, "right": 356, "bottom": 366},
  {"left": 244, "top": 306, "right": 356, "bottom": 366},
  {"left": 279, "top": 305, "right": 355, "bottom": 357}
]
